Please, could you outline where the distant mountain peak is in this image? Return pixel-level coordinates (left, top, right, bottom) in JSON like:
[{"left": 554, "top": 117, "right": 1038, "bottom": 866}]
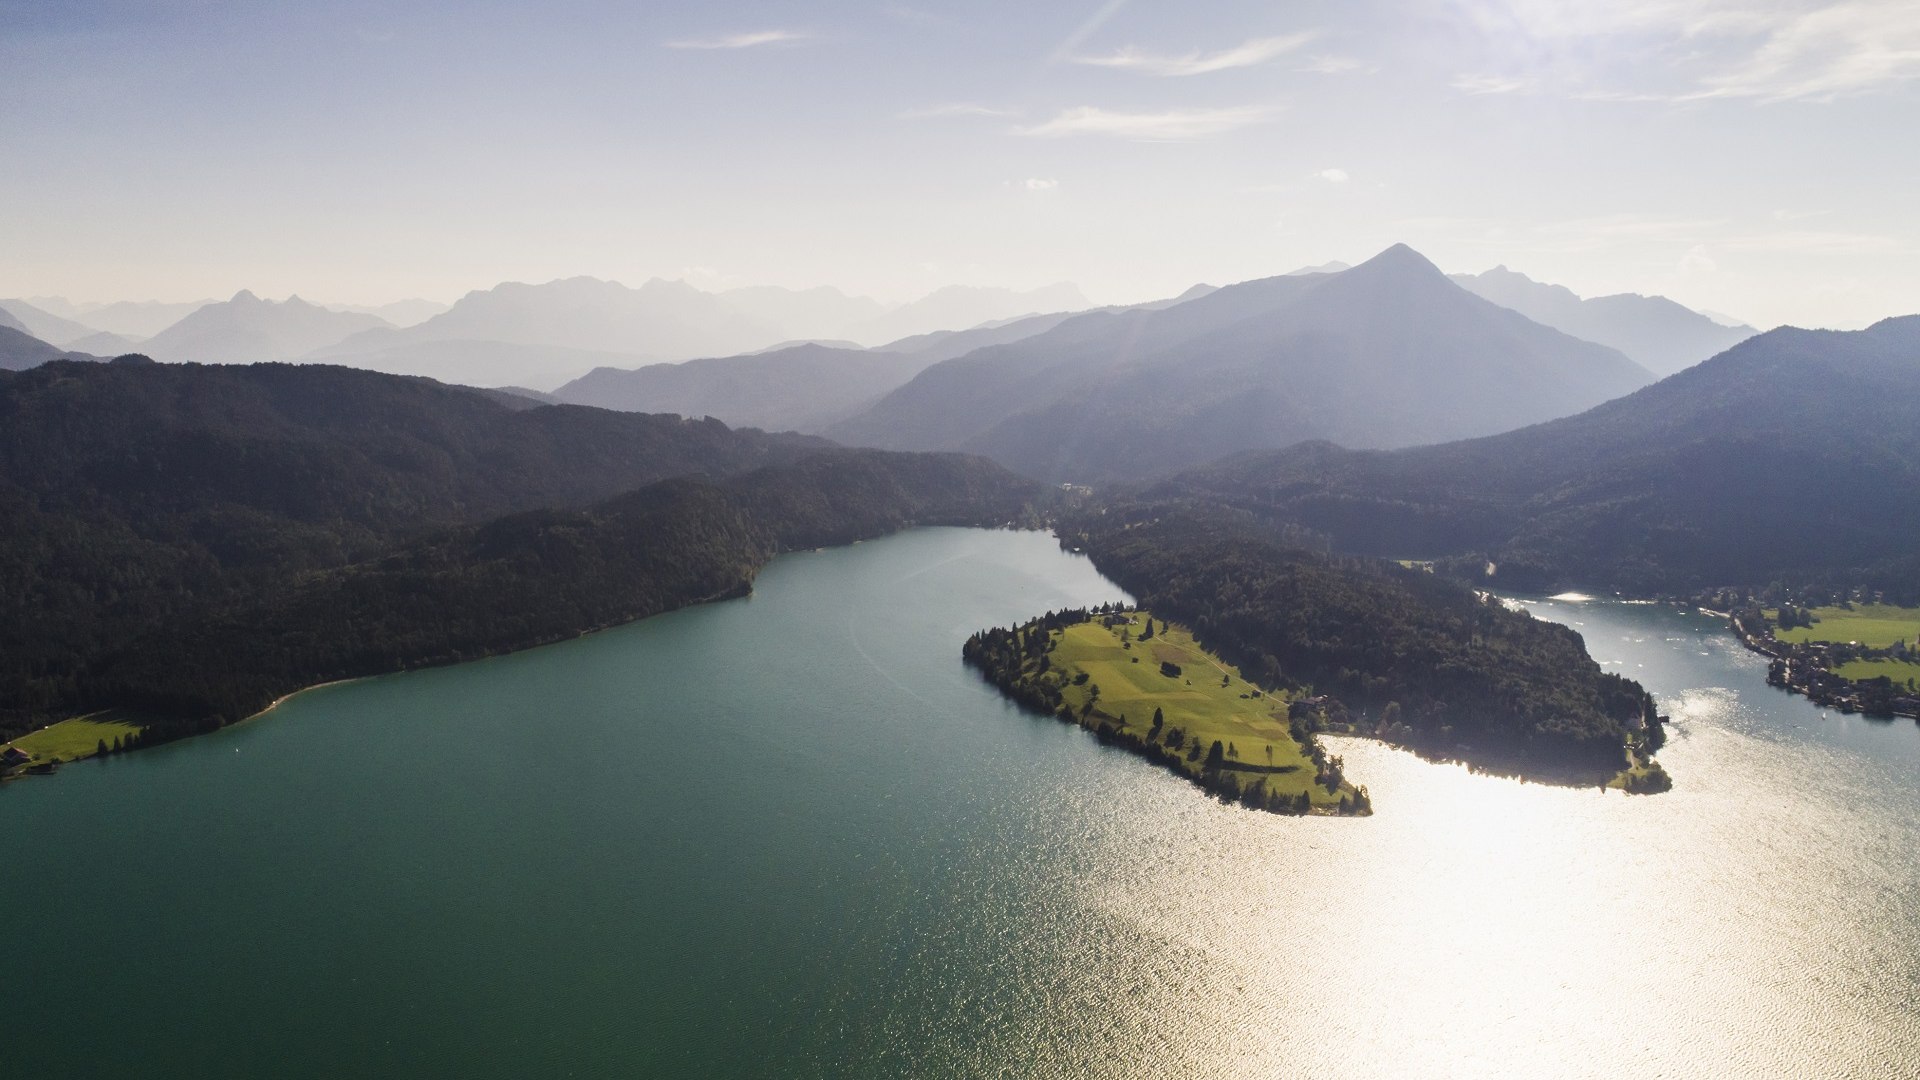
[
  {"left": 230, "top": 289, "right": 261, "bottom": 304},
  {"left": 1356, "top": 242, "right": 1441, "bottom": 273},
  {"left": 1329, "top": 243, "right": 1451, "bottom": 290},
  {"left": 1450, "top": 265, "right": 1757, "bottom": 376}
]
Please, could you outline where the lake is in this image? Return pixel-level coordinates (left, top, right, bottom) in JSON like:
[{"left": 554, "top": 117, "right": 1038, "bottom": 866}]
[{"left": 3, "top": 528, "right": 1916, "bottom": 1078}]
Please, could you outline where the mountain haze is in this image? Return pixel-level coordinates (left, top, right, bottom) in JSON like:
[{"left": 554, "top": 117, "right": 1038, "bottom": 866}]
[
  {"left": 0, "top": 299, "right": 101, "bottom": 348},
  {"left": 1169, "top": 316, "right": 1920, "bottom": 593},
  {"left": 1452, "top": 266, "right": 1755, "bottom": 376},
  {"left": 551, "top": 302, "right": 1134, "bottom": 430},
  {"left": 0, "top": 326, "right": 102, "bottom": 371},
  {"left": 142, "top": 292, "right": 393, "bottom": 364},
  {"left": 848, "top": 283, "right": 1093, "bottom": 344},
  {"left": 552, "top": 343, "right": 924, "bottom": 433},
  {"left": 26, "top": 297, "right": 214, "bottom": 338},
  {"left": 829, "top": 244, "right": 1654, "bottom": 483}
]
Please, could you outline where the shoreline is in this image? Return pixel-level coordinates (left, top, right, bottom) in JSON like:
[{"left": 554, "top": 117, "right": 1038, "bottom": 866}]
[{"left": 1729, "top": 612, "right": 1920, "bottom": 720}]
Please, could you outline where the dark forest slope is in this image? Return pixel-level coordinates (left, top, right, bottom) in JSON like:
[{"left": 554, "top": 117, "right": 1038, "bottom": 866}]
[
  {"left": 1062, "top": 506, "right": 1662, "bottom": 783},
  {"left": 1167, "top": 317, "right": 1920, "bottom": 594},
  {"left": 0, "top": 361, "right": 1033, "bottom": 743}
]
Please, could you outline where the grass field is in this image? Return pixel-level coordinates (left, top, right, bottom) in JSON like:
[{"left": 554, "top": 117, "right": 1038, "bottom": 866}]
[
  {"left": 1773, "top": 604, "right": 1920, "bottom": 648},
  {"left": 1043, "top": 615, "right": 1356, "bottom": 809},
  {"left": 1832, "top": 657, "right": 1920, "bottom": 687},
  {"left": 7, "top": 713, "right": 144, "bottom": 765}
]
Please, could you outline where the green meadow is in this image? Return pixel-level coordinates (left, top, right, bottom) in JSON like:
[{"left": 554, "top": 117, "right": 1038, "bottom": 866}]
[
  {"left": 1043, "top": 615, "right": 1357, "bottom": 809},
  {"left": 8, "top": 714, "right": 145, "bottom": 766},
  {"left": 1773, "top": 604, "right": 1920, "bottom": 648},
  {"left": 1832, "top": 657, "right": 1920, "bottom": 687}
]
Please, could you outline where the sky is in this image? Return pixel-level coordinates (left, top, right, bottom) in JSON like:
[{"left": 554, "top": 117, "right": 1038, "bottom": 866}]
[{"left": 1, "top": 0, "right": 1916, "bottom": 329}]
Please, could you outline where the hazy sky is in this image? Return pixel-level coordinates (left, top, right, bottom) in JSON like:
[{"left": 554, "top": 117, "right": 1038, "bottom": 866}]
[{"left": 3, "top": 0, "right": 1915, "bottom": 328}]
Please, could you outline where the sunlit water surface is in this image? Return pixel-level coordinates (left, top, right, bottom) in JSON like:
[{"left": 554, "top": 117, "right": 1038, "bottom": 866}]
[{"left": 3, "top": 529, "right": 1916, "bottom": 1078}]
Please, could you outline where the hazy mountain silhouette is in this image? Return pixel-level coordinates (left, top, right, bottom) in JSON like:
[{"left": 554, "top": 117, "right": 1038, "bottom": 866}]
[
  {"left": 552, "top": 344, "right": 926, "bottom": 433},
  {"left": 66, "top": 330, "right": 142, "bottom": 354},
  {"left": 322, "top": 298, "right": 450, "bottom": 328},
  {"left": 25, "top": 297, "right": 215, "bottom": 338},
  {"left": 553, "top": 286, "right": 1222, "bottom": 431},
  {"left": 1169, "top": 316, "right": 1920, "bottom": 592},
  {"left": 848, "top": 283, "right": 1093, "bottom": 344},
  {"left": 829, "top": 244, "right": 1654, "bottom": 482},
  {"left": 715, "top": 285, "right": 889, "bottom": 343},
  {"left": 0, "top": 299, "right": 101, "bottom": 348},
  {"left": 0, "top": 326, "right": 104, "bottom": 370},
  {"left": 875, "top": 310, "right": 1089, "bottom": 364},
  {"left": 297, "top": 338, "right": 649, "bottom": 392},
  {"left": 321, "top": 277, "right": 786, "bottom": 361},
  {"left": 1286, "top": 260, "right": 1351, "bottom": 276},
  {"left": 1451, "top": 266, "right": 1755, "bottom": 376},
  {"left": 141, "top": 291, "right": 393, "bottom": 364}
]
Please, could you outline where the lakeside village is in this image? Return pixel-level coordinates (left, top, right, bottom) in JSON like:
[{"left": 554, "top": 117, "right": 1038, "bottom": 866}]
[{"left": 1732, "top": 608, "right": 1920, "bottom": 721}]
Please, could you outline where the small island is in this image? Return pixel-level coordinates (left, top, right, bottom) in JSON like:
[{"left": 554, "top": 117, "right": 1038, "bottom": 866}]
[
  {"left": 1733, "top": 602, "right": 1920, "bottom": 719},
  {"left": 966, "top": 606, "right": 1372, "bottom": 815}
]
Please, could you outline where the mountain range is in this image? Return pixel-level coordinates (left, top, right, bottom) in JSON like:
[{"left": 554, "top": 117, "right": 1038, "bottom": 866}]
[
  {"left": 301, "top": 277, "right": 1098, "bottom": 389},
  {"left": 548, "top": 304, "right": 1147, "bottom": 432},
  {"left": 0, "top": 325, "right": 103, "bottom": 371},
  {"left": 4, "top": 264, "right": 1757, "bottom": 404},
  {"left": 1165, "top": 316, "right": 1920, "bottom": 594},
  {"left": 826, "top": 244, "right": 1655, "bottom": 482},
  {"left": 1451, "top": 266, "right": 1756, "bottom": 376},
  {"left": 141, "top": 291, "right": 394, "bottom": 364},
  {"left": 0, "top": 299, "right": 102, "bottom": 348}
]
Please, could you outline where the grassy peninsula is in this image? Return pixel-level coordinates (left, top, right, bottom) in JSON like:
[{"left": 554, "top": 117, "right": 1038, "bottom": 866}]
[
  {"left": 966, "top": 606, "right": 1370, "bottom": 815},
  {"left": 1060, "top": 506, "right": 1670, "bottom": 792}
]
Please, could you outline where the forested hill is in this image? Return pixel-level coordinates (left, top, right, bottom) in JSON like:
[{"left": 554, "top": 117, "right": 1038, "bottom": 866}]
[
  {"left": 1162, "top": 316, "right": 1920, "bottom": 596},
  {"left": 0, "top": 359, "right": 1035, "bottom": 745},
  {"left": 76, "top": 451, "right": 1038, "bottom": 743},
  {"left": 1061, "top": 506, "right": 1663, "bottom": 785},
  {"left": 0, "top": 359, "right": 822, "bottom": 545}
]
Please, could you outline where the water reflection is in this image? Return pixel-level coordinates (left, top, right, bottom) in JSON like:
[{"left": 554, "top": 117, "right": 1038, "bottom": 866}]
[{"left": 2, "top": 536, "right": 1915, "bottom": 1079}]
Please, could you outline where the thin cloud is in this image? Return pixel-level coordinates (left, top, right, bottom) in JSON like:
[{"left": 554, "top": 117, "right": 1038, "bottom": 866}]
[
  {"left": 1316, "top": 168, "right": 1350, "bottom": 183},
  {"left": 1451, "top": 0, "right": 1920, "bottom": 103},
  {"left": 1299, "top": 54, "right": 1371, "bottom": 75},
  {"left": 1452, "top": 73, "right": 1535, "bottom": 95},
  {"left": 1049, "top": 0, "right": 1133, "bottom": 64},
  {"left": 665, "top": 29, "right": 811, "bottom": 50},
  {"left": 1684, "top": 1, "right": 1920, "bottom": 102},
  {"left": 1015, "top": 105, "right": 1276, "bottom": 139},
  {"left": 1073, "top": 33, "right": 1318, "bottom": 76},
  {"left": 1022, "top": 178, "right": 1060, "bottom": 191},
  {"left": 899, "top": 103, "right": 1021, "bottom": 120}
]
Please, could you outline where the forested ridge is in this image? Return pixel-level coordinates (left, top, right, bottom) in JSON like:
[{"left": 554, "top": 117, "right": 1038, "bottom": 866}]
[
  {"left": 1060, "top": 505, "right": 1664, "bottom": 784},
  {"left": 1163, "top": 317, "right": 1920, "bottom": 597},
  {"left": 0, "top": 360, "right": 1035, "bottom": 745}
]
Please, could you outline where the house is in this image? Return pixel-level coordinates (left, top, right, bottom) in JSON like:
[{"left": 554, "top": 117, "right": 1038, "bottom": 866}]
[{"left": 1, "top": 745, "right": 30, "bottom": 776}]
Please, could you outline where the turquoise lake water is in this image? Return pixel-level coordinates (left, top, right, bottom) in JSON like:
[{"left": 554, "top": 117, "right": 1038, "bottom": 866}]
[{"left": 3, "top": 528, "right": 1916, "bottom": 1078}]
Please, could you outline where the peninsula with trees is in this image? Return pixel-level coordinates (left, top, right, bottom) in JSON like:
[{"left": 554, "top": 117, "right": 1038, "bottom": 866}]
[
  {"left": 1047, "top": 506, "right": 1671, "bottom": 794},
  {"left": 966, "top": 605, "right": 1371, "bottom": 815}
]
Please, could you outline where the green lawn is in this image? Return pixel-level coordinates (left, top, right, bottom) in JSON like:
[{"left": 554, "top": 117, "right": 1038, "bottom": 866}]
[
  {"left": 1773, "top": 604, "right": 1920, "bottom": 648},
  {"left": 8, "top": 714, "right": 144, "bottom": 765},
  {"left": 1832, "top": 657, "right": 1920, "bottom": 687},
  {"left": 1044, "top": 615, "right": 1355, "bottom": 809}
]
